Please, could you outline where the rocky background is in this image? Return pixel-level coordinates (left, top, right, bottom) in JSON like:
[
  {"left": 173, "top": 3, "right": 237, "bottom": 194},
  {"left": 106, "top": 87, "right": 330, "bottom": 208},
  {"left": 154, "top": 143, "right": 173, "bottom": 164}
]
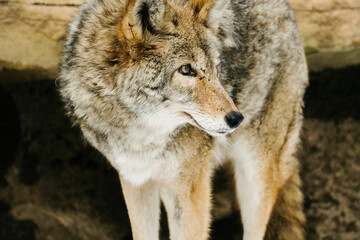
[{"left": 0, "top": 0, "right": 360, "bottom": 239}]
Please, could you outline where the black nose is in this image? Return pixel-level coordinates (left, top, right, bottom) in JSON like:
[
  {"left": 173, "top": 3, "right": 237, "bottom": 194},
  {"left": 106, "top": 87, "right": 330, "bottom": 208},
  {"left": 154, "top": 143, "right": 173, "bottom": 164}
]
[{"left": 225, "top": 111, "right": 244, "bottom": 129}]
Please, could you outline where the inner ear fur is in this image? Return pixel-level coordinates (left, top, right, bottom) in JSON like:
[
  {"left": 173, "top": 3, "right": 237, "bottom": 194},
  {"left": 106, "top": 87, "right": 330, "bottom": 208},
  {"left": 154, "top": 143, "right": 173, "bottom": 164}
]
[
  {"left": 191, "top": 0, "right": 230, "bottom": 32},
  {"left": 119, "top": 0, "right": 166, "bottom": 43},
  {"left": 191, "top": 0, "right": 215, "bottom": 19},
  {"left": 118, "top": 0, "right": 171, "bottom": 61}
]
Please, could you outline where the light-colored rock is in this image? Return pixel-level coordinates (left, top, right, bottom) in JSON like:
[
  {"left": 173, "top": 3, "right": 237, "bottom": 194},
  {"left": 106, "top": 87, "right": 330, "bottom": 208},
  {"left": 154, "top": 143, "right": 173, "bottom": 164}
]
[
  {"left": 290, "top": 0, "right": 360, "bottom": 71},
  {"left": 9, "top": 0, "right": 84, "bottom": 4},
  {"left": 290, "top": 0, "right": 360, "bottom": 11},
  {"left": 0, "top": 0, "right": 359, "bottom": 82},
  {"left": 0, "top": 1, "right": 79, "bottom": 82}
]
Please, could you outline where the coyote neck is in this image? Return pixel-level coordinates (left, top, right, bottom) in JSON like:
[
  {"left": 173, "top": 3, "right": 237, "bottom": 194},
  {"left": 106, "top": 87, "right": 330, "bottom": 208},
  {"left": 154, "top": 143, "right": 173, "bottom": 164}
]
[{"left": 104, "top": 122, "right": 189, "bottom": 186}]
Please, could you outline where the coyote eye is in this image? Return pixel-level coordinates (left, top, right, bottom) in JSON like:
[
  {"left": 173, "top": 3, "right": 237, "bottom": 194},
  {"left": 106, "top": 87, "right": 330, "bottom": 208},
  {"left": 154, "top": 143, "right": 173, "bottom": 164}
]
[{"left": 179, "top": 64, "right": 197, "bottom": 77}]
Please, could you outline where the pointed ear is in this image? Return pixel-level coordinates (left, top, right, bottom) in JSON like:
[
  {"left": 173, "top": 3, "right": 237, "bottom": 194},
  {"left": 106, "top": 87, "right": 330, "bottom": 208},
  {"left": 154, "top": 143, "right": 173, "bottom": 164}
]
[
  {"left": 120, "top": 0, "right": 166, "bottom": 41},
  {"left": 191, "top": 0, "right": 230, "bottom": 32},
  {"left": 208, "top": 0, "right": 231, "bottom": 32}
]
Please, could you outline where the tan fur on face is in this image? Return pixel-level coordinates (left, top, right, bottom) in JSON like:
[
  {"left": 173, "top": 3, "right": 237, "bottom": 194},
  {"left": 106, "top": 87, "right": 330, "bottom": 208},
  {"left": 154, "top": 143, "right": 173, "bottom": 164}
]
[{"left": 194, "top": 75, "right": 238, "bottom": 117}]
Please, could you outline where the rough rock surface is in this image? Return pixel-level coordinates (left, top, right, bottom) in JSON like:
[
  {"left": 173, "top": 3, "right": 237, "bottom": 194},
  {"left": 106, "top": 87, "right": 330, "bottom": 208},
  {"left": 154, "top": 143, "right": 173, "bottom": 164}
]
[
  {"left": 1, "top": 0, "right": 360, "bottom": 82},
  {"left": 0, "top": 65, "right": 359, "bottom": 239},
  {"left": 0, "top": 0, "right": 80, "bottom": 82},
  {"left": 291, "top": 0, "right": 360, "bottom": 71}
]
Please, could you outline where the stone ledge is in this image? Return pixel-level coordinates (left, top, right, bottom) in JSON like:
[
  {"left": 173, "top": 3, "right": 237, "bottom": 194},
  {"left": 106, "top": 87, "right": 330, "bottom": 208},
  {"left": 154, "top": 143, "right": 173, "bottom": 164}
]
[
  {"left": 1, "top": 0, "right": 359, "bottom": 82},
  {"left": 290, "top": 0, "right": 360, "bottom": 11},
  {"left": 0, "top": 1, "right": 78, "bottom": 82}
]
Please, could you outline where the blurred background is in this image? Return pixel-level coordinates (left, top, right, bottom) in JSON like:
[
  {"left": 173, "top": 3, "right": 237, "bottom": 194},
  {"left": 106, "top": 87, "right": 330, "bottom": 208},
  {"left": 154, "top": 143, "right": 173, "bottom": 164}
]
[{"left": 0, "top": 0, "right": 359, "bottom": 239}]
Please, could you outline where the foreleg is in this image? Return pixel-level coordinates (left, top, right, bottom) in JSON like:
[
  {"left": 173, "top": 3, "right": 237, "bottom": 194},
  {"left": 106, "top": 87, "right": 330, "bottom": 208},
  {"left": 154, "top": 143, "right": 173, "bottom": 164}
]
[
  {"left": 120, "top": 177, "right": 161, "bottom": 240},
  {"left": 160, "top": 164, "right": 212, "bottom": 240}
]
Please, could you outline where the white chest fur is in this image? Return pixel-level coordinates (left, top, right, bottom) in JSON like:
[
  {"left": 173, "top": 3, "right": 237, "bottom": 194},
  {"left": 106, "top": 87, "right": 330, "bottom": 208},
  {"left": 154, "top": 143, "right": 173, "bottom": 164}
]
[
  {"left": 104, "top": 110, "right": 187, "bottom": 186},
  {"left": 107, "top": 138, "right": 181, "bottom": 186}
]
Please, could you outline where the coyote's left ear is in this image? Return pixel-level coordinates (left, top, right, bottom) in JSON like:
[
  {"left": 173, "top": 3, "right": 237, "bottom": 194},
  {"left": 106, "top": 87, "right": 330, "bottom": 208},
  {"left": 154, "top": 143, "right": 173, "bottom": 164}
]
[
  {"left": 192, "top": 0, "right": 230, "bottom": 32},
  {"left": 120, "top": 0, "right": 166, "bottom": 41}
]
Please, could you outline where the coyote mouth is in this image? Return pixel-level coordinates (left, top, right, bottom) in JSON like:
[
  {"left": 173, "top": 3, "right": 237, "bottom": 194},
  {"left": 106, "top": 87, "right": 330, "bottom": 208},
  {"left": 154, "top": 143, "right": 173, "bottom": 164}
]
[
  {"left": 182, "top": 112, "right": 229, "bottom": 135},
  {"left": 182, "top": 112, "right": 203, "bottom": 129}
]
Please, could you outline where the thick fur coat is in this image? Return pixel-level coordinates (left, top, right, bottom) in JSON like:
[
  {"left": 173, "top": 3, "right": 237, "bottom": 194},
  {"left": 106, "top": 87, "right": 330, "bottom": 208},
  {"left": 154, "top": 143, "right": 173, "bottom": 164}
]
[{"left": 58, "top": 0, "right": 308, "bottom": 239}]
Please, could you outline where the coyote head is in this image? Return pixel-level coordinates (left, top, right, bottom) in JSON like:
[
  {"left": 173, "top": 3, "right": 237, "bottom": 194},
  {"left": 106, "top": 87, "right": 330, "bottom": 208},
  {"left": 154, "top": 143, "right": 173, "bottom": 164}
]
[{"left": 117, "top": 0, "right": 243, "bottom": 136}]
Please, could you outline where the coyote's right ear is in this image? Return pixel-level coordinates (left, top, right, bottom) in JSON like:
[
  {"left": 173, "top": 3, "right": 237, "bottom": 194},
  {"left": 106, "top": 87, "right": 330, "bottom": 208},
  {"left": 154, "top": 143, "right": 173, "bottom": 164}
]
[
  {"left": 119, "top": 0, "right": 166, "bottom": 42},
  {"left": 191, "top": 0, "right": 230, "bottom": 33}
]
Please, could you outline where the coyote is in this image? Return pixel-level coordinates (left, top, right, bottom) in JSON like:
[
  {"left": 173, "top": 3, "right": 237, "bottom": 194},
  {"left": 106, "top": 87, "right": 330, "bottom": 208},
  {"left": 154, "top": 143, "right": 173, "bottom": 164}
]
[{"left": 58, "top": 0, "right": 308, "bottom": 239}]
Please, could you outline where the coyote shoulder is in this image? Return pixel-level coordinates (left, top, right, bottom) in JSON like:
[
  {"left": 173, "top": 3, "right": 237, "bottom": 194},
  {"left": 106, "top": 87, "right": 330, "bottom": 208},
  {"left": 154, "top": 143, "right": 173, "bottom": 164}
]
[{"left": 59, "top": 0, "right": 308, "bottom": 239}]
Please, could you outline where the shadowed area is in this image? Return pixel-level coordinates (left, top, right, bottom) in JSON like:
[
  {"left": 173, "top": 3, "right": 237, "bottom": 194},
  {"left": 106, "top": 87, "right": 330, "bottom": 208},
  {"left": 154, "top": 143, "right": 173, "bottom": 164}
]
[
  {"left": 304, "top": 65, "right": 360, "bottom": 120},
  {"left": 0, "top": 86, "right": 20, "bottom": 187},
  {"left": 0, "top": 199, "right": 37, "bottom": 240},
  {"left": 0, "top": 65, "right": 359, "bottom": 239}
]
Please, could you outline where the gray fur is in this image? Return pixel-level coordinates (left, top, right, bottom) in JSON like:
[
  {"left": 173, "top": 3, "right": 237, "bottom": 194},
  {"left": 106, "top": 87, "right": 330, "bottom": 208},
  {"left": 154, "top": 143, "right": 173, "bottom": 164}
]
[{"left": 59, "top": 0, "right": 308, "bottom": 239}]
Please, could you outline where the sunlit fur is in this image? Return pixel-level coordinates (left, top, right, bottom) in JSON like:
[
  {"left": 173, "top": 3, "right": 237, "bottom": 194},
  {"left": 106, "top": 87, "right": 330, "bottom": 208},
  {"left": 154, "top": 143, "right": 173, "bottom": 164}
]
[{"left": 58, "top": 0, "right": 308, "bottom": 239}]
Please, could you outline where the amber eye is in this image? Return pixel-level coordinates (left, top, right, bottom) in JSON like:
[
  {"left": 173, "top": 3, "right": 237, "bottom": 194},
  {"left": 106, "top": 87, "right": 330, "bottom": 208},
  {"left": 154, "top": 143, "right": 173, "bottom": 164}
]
[{"left": 178, "top": 64, "right": 196, "bottom": 77}]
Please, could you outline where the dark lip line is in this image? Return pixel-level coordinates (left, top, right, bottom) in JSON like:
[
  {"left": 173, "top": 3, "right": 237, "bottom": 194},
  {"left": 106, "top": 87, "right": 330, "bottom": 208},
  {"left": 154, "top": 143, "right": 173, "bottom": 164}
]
[
  {"left": 182, "top": 112, "right": 228, "bottom": 135},
  {"left": 182, "top": 112, "right": 203, "bottom": 129}
]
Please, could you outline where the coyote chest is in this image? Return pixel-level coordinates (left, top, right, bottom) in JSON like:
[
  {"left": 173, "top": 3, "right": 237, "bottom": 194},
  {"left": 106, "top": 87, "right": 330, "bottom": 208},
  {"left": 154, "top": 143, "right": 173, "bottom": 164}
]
[
  {"left": 59, "top": 0, "right": 308, "bottom": 239},
  {"left": 105, "top": 123, "right": 183, "bottom": 186}
]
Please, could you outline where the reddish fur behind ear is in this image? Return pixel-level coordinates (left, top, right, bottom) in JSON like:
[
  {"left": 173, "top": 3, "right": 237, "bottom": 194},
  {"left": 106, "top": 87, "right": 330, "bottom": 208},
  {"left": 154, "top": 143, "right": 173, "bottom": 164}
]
[
  {"left": 118, "top": 0, "right": 142, "bottom": 42},
  {"left": 191, "top": 0, "right": 216, "bottom": 21},
  {"left": 117, "top": 0, "right": 155, "bottom": 63}
]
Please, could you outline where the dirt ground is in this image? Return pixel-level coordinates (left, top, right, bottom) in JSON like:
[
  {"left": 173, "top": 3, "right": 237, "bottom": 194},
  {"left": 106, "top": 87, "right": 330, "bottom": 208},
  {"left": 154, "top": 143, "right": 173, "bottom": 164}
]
[{"left": 0, "top": 65, "right": 359, "bottom": 240}]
